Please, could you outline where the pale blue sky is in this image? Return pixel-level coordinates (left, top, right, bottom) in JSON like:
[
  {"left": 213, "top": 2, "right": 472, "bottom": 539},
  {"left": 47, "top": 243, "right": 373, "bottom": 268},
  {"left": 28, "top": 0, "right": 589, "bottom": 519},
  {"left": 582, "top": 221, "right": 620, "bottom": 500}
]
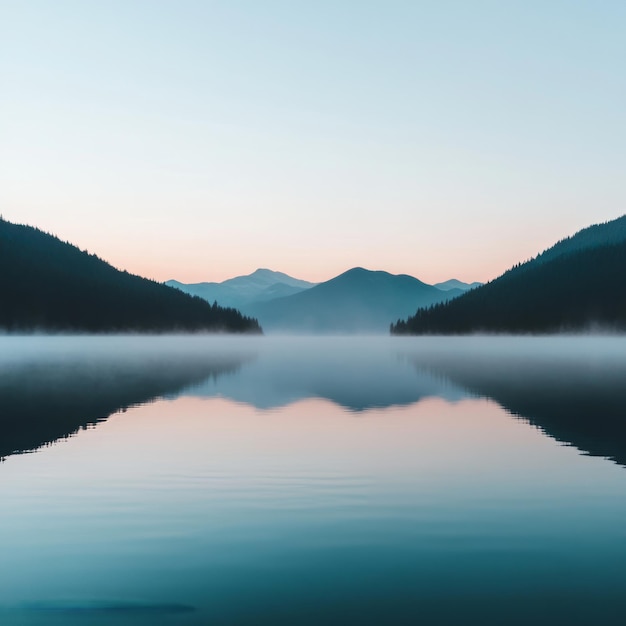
[{"left": 1, "top": 1, "right": 625, "bottom": 282}]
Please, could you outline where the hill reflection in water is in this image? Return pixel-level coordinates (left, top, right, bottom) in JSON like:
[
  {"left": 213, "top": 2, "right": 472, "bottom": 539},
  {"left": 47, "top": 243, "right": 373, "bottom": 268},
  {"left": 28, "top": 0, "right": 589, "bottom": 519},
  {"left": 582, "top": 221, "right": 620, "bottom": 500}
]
[
  {"left": 2, "top": 336, "right": 626, "bottom": 625},
  {"left": 0, "top": 336, "right": 252, "bottom": 460},
  {"left": 404, "top": 337, "right": 626, "bottom": 467},
  {"left": 1, "top": 336, "right": 625, "bottom": 469}
]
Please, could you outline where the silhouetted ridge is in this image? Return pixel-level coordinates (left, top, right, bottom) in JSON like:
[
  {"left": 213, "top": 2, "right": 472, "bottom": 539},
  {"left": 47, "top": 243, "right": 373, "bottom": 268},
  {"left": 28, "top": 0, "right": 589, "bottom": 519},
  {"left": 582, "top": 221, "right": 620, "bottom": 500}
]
[
  {"left": 0, "top": 218, "right": 261, "bottom": 333},
  {"left": 535, "top": 215, "right": 626, "bottom": 265},
  {"left": 392, "top": 215, "right": 626, "bottom": 334}
]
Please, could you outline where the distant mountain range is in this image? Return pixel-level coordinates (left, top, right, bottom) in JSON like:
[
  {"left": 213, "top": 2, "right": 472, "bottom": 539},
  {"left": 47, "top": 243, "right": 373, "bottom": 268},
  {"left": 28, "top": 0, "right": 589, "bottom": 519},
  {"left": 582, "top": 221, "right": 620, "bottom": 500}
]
[
  {"left": 168, "top": 269, "right": 479, "bottom": 333},
  {"left": 245, "top": 268, "right": 463, "bottom": 333},
  {"left": 0, "top": 218, "right": 261, "bottom": 333},
  {"left": 166, "top": 269, "right": 316, "bottom": 309},
  {"left": 392, "top": 215, "right": 626, "bottom": 334},
  {"left": 5, "top": 211, "right": 624, "bottom": 335},
  {"left": 433, "top": 279, "right": 482, "bottom": 291}
]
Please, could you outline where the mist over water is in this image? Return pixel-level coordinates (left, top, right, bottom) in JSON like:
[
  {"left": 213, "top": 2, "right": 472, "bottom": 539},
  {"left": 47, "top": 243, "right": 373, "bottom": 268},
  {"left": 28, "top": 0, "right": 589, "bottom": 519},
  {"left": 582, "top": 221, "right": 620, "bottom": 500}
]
[{"left": 1, "top": 335, "right": 626, "bottom": 625}]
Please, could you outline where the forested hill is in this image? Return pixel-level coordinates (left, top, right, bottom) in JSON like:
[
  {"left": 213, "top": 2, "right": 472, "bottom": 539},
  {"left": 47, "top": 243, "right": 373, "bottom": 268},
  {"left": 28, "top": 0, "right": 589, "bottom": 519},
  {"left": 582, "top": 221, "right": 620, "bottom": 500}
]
[
  {"left": 0, "top": 218, "right": 261, "bottom": 333},
  {"left": 533, "top": 214, "right": 626, "bottom": 266},
  {"left": 392, "top": 219, "right": 626, "bottom": 335}
]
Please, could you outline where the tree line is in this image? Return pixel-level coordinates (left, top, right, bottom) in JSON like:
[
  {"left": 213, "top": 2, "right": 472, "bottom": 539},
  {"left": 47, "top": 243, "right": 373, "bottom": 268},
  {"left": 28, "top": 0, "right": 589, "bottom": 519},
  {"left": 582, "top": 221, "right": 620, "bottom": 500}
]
[
  {"left": 0, "top": 218, "right": 261, "bottom": 333},
  {"left": 391, "top": 241, "right": 626, "bottom": 334}
]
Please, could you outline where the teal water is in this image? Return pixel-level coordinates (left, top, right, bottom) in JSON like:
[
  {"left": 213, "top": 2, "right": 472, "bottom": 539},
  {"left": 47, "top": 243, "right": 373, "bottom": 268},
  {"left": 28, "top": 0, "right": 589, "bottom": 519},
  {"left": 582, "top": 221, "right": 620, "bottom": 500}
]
[{"left": 1, "top": 336, "right": 626, "bottom": 625}]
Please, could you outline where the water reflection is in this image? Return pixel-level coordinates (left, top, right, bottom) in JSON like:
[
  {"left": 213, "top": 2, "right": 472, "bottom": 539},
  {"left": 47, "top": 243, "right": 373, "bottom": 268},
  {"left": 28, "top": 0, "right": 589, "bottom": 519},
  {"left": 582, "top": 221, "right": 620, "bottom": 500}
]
[
  {"left": 404, "top": 337, "right": 626, "bottom": 467},
  {"left": 0, "top": 336, "right": 251, "bottom": 459},
  {"left": 195, "top": 336, "right": 626, "bottom": 468},
  {"left": 1, "top": 336, "right": 625, "bottom": 469},
  {"left": 191, "top": 339, "right": 466, "bottom": 410},
  {"left": 2, "top": 336, "right": 626, "bottom": 625}
]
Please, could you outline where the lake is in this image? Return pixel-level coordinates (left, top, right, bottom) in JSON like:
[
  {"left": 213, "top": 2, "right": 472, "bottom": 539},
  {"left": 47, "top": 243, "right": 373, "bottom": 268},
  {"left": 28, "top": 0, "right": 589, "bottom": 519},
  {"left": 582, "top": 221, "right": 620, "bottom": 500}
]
[{"left": 1, "top": 335, "right": 626, "bottom": 625}]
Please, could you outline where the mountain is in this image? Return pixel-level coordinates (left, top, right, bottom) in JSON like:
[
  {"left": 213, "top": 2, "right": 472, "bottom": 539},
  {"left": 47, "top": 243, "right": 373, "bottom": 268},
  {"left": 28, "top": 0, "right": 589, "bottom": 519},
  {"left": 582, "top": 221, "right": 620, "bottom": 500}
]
[
  {"left": 246, "top": 267, "right": 463, "bottom": 333},
  {"left": 0, "top": 218, "right": 261, "bottom": 333},
  {"left": 166, "top": 269, "right": 316, "bottom": 309},
  {"left": 253, "top": 281, "right": 308, "bottom": 302},
  {"left": 392, "top": 215, "right": 626, "bottom": 335},
  {"left": 433, "top": 279, "right": 482, "bottom": 291}
]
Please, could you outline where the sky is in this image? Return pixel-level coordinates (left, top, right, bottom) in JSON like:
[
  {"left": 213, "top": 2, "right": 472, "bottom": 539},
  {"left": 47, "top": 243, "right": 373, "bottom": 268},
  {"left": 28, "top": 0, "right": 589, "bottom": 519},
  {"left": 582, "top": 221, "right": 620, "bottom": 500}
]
[{"left": 1, "top": 0, "right": 625, "bottom": 284}]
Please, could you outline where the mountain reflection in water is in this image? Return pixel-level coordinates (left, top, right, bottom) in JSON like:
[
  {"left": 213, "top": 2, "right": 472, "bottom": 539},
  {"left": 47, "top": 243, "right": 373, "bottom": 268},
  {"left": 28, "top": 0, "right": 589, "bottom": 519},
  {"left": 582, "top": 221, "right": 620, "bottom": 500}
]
[
  {"left": 2, "top": 336, "right": 626, "bottom": 626},
  {"left": 1, "top": 336, "right": 625, "bottom": 468}
]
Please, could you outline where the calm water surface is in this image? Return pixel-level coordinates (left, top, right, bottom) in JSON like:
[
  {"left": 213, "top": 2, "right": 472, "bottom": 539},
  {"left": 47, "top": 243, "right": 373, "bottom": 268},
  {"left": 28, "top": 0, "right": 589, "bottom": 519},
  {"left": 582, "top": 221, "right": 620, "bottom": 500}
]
[{"left": 1, "top": 336, "right": 625, "bottom": 625}]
